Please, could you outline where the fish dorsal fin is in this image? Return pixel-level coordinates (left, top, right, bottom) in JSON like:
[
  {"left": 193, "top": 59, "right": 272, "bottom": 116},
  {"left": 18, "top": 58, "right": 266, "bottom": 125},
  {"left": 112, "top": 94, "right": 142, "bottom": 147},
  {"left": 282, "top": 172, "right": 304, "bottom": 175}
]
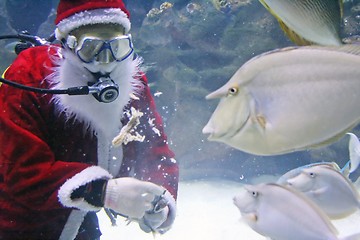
[
  {"left": 259, "top": 0, "right": 317, "bottom": 46},
  {"left": 304, "top": 44, "right": 360, "bottom": 56},
  {"left": 335, "top": 44, "right": 360, "bottom": 56},
  {"left": 297, "top": 43, "right": 360, "bottom": 56},
  {"left": 242, "top": 44, "right": 360, "bottom": 73},
  {"left": 260, "top": 0, "right": 326, "bottom": 46},
  {"left": 260, "top": 0, "right": 343, "bottom": 46},
  {"left": 339, "top": 0, "right": 344, "bottom": 20},
  {"left": 277, "top": 20, "right": 316, "bottom": 46},
  {"left": 242, "top": 46, "right": 298, "bottom": 66},
  {"left": 258, "top": 0, "right": 273, "bottom": 16},
  {"left": 260, "top": 44, "right": 360, "bottom": 62}
]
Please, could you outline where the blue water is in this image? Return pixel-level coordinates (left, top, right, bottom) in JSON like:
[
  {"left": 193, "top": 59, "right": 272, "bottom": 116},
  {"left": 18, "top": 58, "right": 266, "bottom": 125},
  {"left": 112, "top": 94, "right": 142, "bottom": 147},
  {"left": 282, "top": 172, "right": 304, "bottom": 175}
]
[{"left": 1, "top": 1, "right": 360, "bottom": 238}]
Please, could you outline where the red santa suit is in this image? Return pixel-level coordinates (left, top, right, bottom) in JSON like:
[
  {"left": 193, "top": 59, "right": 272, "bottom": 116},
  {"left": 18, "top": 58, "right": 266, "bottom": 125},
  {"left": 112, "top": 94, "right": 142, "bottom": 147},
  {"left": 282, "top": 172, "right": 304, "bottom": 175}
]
[{"left": 0, "top": 38, "right": 178, "bottom": 240}]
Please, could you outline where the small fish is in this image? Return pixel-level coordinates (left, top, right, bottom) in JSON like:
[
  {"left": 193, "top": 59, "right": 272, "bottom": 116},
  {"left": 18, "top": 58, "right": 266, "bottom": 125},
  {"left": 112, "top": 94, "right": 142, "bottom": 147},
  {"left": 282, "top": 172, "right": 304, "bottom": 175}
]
[
  {"left": 203, "top": 45, "right": 360, "bottom": 156},
  {"left": 233, "top": 183, "right": 360, "bottom": 240},
  {"left": 277, "top": 132, "right": 360, "bottom": 184},
  {"left": 259, "top": 0, "right": 343, "bottom": 46},
  {"left": 286, "top": 165, "right": 360, "bottom": 219}
]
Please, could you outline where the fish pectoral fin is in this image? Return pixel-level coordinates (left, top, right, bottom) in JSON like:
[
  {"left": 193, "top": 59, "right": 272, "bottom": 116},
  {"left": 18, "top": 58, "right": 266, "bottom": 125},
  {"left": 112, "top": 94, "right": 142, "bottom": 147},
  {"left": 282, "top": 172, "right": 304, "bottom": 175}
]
[
  {"left": 309, "top": 187, "right": 327, "bottom": 197},
  {"left": 243, "top": 212, "right": 258, "bottom": 223},
  {"left": 254, "top": 114, "right": 267, "bottom": 130}
]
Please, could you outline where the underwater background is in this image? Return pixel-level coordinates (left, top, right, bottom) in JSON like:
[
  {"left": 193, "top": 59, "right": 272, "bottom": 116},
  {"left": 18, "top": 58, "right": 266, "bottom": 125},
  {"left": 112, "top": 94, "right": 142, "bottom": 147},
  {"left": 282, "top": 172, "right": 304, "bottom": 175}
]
[
  {"left": 0, "top": 0, "right": 360, "bottom": 184},
  {"left": 2, "top": 1, "right": 360, "bottom": 239}
]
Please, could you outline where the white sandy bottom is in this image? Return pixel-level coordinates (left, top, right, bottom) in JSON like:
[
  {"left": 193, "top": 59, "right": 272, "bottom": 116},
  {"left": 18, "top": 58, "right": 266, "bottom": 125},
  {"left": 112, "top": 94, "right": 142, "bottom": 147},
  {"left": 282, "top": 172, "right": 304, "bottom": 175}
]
[{"left": 98, "top": 179, "right": 360, "bottom": 240}]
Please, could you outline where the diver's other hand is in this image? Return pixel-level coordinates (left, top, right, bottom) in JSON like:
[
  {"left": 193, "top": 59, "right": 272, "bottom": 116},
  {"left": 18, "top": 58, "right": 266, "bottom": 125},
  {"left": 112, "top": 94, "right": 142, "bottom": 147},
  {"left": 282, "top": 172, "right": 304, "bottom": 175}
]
[
  {"left": 139, "top": 190, "right": 176, "bottom": 234},
  {"left": 104, "top": 177, "right": 165, "bottom": 219}
]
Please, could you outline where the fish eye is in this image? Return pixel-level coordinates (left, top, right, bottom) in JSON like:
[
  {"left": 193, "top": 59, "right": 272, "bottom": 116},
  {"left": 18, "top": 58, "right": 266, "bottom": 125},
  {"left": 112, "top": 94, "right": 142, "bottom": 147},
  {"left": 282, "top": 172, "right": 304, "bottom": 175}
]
[
  {"left": 309, "top": 172, "right": 315, "bottom": 178},
  {"left": 251, "top": 191, "right": 258, "bottom": 197},
  {"left": 228, "top": 87, "right": 238, "bottom": 96}
]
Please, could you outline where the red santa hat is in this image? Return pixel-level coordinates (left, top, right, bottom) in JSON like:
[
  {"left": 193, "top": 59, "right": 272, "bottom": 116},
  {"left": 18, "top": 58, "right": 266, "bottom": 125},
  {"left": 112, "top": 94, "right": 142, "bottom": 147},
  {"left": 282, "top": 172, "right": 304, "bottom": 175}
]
[{"left": 55, "top": 0, "right": 131, "bottom": 40}]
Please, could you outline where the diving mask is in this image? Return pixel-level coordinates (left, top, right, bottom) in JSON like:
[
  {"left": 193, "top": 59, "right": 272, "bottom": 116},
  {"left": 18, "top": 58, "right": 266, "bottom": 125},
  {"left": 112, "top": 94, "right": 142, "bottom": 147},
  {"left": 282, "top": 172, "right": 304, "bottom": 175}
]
[{"left": 67, "top": 34, "right": 134, "bottom": 64}]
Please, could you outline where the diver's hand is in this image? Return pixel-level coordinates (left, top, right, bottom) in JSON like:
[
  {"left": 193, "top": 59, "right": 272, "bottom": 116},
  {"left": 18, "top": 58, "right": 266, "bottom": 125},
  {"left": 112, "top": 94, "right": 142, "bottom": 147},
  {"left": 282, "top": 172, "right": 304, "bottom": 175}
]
[
  {"left": 104, "top": 177, "right": 165, "bottom": 219},
  {"left": 139, "top": 190, "right": 176, "bottom": 234}
]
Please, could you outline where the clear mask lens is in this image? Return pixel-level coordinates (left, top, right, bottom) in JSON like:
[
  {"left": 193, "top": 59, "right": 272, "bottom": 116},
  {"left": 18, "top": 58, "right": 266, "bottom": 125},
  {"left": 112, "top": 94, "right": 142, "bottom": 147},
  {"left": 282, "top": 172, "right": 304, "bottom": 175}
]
[
  {"left": 76, "top": 35, "right": 133, "bottom": 63},
  {"left": 110, "top": 38, "right": 133, "bottom": 60},
  {"left": 95, "top": 48, "right": 115, "bottom": 64}
]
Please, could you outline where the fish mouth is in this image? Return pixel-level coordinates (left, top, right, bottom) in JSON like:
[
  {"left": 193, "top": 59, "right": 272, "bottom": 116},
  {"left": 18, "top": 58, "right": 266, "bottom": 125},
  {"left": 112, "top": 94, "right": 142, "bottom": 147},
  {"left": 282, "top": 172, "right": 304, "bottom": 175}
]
[
  {"left": 202, "top": 124, "right": 229, "bottom": 140},
  {"left": 233, "top": 196, "right": 245, "bottom": 211},
  {"left": 202, "top": 121, "right": 227, "bottom": 139},
  {"left": 202, "top": 124, "right": 215, "bottom": 137},
  {"left": 202, "top": 114, "right": 250, "bottom": 141}
]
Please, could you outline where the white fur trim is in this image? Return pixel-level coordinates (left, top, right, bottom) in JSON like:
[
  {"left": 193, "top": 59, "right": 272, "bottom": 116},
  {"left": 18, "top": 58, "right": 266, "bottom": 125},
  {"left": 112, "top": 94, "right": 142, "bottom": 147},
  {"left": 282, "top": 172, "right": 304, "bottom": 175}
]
[
  {"left": 56, "top": 8, "right": 131, "bottom": 40},
  {"left": 58, "top": 166, "right": 113, "bottom": 211},
  {"left": 51, "top": 48, "right": 143, "bottom": 139}
]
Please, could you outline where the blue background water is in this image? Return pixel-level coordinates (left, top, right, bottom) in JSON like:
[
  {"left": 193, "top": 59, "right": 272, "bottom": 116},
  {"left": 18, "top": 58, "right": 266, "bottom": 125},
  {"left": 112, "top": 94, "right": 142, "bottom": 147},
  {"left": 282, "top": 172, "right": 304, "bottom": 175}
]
[{"left": 1, "top": 0, "right": 360, "bottom": 183}]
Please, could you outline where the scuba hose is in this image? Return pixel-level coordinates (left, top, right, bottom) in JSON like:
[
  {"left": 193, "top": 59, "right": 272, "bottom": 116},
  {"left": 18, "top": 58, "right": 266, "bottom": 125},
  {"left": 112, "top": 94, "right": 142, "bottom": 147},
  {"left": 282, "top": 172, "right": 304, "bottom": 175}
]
[
  {"left": 0, "top": 31, "right": 56, "bottom": 54},
  {"left": 0, "top": 32, "right": 119, "bottom": 103}
]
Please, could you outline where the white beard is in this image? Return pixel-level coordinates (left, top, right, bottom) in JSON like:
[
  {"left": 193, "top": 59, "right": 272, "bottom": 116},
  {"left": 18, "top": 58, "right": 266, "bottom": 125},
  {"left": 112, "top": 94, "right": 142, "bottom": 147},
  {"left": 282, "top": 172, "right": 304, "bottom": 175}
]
[{"left": 50, "top": 48, "right": 143, "bottom": 139}]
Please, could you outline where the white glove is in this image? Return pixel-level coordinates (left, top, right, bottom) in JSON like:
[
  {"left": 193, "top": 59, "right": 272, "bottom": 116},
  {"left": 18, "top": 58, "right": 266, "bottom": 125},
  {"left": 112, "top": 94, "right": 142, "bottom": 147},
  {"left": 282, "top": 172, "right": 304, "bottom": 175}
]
[
  {"left": 104, "top": 177, "right": 165, "bottom": 219},
  {"left": 139, "top": 190, "right": 177, "bottom": 234}
]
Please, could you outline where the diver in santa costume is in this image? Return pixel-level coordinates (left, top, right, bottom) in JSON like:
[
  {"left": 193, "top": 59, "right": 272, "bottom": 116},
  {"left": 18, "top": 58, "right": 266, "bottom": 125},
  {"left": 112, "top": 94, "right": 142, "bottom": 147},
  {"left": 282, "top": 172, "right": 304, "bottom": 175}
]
[{"left": 0, "top": 0, "right": 179, "bottom": 239}]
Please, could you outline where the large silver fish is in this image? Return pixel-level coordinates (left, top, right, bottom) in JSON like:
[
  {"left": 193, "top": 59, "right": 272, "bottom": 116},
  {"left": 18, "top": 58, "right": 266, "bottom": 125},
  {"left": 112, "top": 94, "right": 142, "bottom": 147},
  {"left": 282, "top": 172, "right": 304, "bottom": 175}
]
[
  {"left": 202, "top": 45, "right": 360, "bottom": 156},
  {"left": 233, "top": 183, "right": 360, "bottom": 240},
  {"left": 286, "top": 165, "right": 360, "bottom": 219},
  {"left": 259, "top": 0, "right": 343, "bottom": 46}
]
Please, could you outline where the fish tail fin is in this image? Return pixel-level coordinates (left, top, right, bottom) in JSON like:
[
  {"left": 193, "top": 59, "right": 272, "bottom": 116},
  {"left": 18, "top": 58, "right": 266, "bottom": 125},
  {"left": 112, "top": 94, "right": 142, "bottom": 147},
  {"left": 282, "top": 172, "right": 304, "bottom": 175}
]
[
  {"left": 347, "top": 133, "right": 360, "bottom": 173},
  {"left": 277, "top": 20, "right": 315, "bottom": 46}
]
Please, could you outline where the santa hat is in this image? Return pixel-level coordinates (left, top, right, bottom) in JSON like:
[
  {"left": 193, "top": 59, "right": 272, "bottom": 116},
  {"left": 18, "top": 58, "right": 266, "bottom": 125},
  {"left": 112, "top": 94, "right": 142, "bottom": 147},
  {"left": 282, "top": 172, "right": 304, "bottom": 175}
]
[{"left": 55, "top": 0, "right": 131, "bottom": 40}]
